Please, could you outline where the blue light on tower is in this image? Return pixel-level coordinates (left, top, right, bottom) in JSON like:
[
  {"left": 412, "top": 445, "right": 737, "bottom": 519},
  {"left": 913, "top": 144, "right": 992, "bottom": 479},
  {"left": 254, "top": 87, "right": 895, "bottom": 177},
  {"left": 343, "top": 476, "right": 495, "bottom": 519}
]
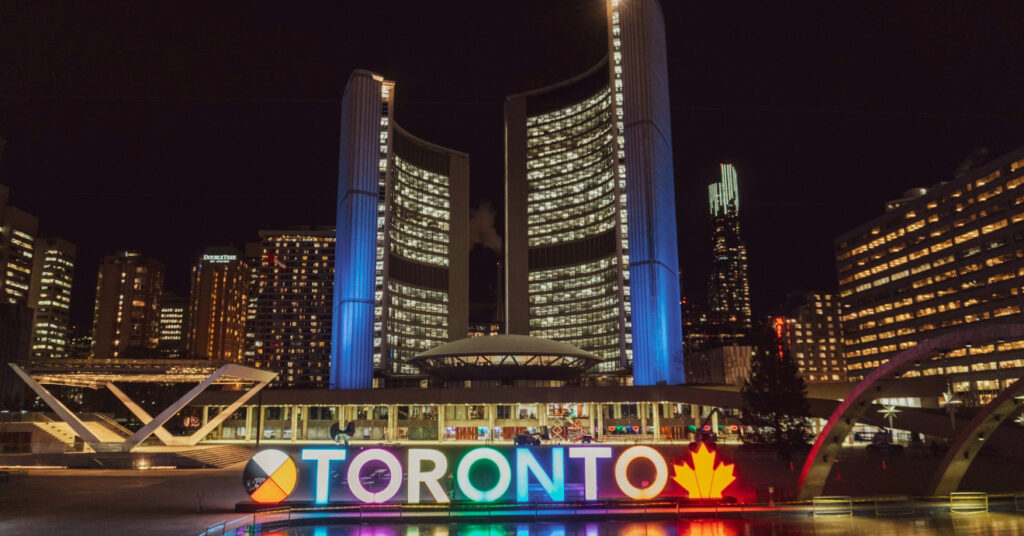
[{"left": 331, "top": 71, "right": 385, "bottom": 390}]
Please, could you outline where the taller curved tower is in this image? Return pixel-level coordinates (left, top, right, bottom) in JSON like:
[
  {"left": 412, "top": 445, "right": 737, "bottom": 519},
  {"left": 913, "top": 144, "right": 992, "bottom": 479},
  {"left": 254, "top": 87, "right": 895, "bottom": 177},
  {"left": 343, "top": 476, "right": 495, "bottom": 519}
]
[
  {"left": 333, "top": 70, "right": 469, "bottom": 389},
  {"left": 504, "top": 0, "right": 683, "bottom": 385}
]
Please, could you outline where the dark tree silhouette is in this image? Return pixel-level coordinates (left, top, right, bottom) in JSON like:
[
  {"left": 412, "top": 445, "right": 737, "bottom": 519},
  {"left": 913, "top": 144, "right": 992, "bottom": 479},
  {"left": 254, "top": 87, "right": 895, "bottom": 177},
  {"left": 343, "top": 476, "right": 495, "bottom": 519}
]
[{"left": 740, "top": 319, "right": 812, "bottom": 448}]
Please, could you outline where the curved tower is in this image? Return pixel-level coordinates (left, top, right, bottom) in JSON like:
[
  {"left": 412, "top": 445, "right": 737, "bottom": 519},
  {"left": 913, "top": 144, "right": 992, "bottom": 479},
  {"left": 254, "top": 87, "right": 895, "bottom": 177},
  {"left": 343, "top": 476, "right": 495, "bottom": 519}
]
[
  {"left": 333, "top": 70, "right": 469, "bottom": 389},
  {"left": 504, "top": 0, "right": 683, "bottom": 385}
]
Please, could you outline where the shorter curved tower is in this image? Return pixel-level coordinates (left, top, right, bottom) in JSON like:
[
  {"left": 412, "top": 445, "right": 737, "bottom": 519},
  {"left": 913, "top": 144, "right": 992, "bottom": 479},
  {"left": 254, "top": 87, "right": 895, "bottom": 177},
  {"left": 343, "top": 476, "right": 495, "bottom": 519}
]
[
  {"left": 333, "top": 70, "right": 468, "bottom": 389},
  {"left": 504, "top": 0, "right": 683, "bottom": 385}
]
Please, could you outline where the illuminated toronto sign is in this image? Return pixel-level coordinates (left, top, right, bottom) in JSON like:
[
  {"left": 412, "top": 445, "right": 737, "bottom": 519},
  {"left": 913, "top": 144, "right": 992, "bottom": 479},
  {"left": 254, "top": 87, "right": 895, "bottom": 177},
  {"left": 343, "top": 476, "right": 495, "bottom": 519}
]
[
  {"left": 243, "top": 449, "right": 299, "bottom": 504},
  {"left": 242, "top": 444, "right": 737, "bottom": 505}
]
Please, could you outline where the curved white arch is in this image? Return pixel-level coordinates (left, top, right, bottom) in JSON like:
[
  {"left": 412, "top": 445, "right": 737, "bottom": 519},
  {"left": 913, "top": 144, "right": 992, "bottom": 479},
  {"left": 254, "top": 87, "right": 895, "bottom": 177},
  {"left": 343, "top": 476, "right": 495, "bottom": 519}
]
[{"left": 797, "top": 323, "right": 1024, "bottom": 500}]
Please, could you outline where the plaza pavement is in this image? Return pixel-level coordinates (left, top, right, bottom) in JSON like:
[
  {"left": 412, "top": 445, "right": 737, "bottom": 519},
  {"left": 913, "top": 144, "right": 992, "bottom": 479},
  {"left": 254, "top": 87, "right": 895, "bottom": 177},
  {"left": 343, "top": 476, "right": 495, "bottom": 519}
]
[{"left": 0, "top": 465, "right": 246, "bottom": 536}]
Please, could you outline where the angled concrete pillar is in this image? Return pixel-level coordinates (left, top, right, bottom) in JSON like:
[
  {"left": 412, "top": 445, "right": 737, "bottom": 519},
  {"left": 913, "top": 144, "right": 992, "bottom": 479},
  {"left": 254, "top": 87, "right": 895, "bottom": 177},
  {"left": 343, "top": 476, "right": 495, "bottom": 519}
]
[
  {"left": 9, "top": 363, "right": 275, "bottom": 451},
  {"left": 106, "top": 382, "right": 176, "bottom": 444},
  {"left": 9, "top": 364, "right": 102, "bottom": 448}
]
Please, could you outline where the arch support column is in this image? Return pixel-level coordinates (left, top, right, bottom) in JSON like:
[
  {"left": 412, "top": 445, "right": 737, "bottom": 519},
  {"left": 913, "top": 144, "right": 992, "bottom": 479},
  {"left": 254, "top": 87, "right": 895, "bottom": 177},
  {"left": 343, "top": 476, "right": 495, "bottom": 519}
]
[
  {"left": 797, "top": 324, "right": 1024, "bottom": 500},
  {"left": 929, "top": 377, "right": 1024, "bottom": 496}
]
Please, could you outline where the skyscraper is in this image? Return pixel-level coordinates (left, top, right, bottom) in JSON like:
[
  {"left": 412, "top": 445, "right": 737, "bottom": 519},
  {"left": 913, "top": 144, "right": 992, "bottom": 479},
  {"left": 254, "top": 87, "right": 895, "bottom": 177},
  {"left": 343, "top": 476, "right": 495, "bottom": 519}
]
[
  {"left": 157, "top": 293, "right": 188, "bottom": 358},
  {"left": 90, "top": 251, "right": 164, "bottom": 358},
  {"left": 250, "top": 229, "right": 334, "bottom": 389},
  {"left": 0, "top": 184, "right": 39, "bottom": 306},
  {"left": 707, "top": 163, "right": 752, "bottom": 334},
  {"left": 503, "top": 0, "right": 683, "bottom": 385},
  {"left": 241, "top": 242, "right": 261, "bottom": 366},
  {"left": 28, "top": 237, "right": 76, "bottom": 359},
  {"left": 333, "top": 71, "right": 469, "bottom": 389},
  {"left": 187, "top": 247, "right": 248, "bottom": 361}
]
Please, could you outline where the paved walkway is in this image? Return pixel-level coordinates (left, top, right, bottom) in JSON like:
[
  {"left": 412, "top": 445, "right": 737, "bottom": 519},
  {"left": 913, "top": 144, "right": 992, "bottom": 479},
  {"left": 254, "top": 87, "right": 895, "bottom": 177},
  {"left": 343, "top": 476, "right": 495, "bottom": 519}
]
[{"left": 0, "top": 466, "right": 245, "bottom": 536}]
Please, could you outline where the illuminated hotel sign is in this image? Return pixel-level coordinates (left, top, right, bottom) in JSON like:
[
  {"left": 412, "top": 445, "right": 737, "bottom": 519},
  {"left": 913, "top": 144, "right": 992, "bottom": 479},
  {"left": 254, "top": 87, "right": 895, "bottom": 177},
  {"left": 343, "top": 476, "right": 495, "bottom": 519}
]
[
  {"left": 201, "top": 254, "right": 238, "bottom": 263},
  {"left": 243, "top": 445, "right": 736, "bottom": 505}
]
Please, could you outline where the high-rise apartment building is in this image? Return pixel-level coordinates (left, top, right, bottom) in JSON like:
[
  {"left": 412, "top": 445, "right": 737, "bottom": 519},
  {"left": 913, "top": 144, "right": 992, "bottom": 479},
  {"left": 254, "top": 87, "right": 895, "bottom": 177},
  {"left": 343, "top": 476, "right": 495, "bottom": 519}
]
[
  {"left": 707, "top": 163, "right": 752, "bottom": 334},
  {"left": 241, "top": 242, "right": 261, "bottom": 365},
  {"left": 503, "top": 0, "right": 683, "bottom": 385},
  {"left": 28, "top": 237, "right": 76, "bottom": 359},
  {"left": 836, "top": 146, "right": 1024, "bottom": 404},
  {"left": 187, "top": 247, "right": 248, "bottom": 361},
  {"left": 333, "top": 71, "right": 469, "bottom": 389},
  {"left": 157, "top": 293, "right": 188, "bottom": 358},
  {"left": 250, "top": 229, "right": 334, "bottom": 389},
  {"left": 91, "top": 251, "right": 164, "bottom": 358},
  {"left": 777, "top": 293, "right": 845, "bottom": 382},
  {"left": 0, "top": 184, "right": 39, "bottom": 306}
]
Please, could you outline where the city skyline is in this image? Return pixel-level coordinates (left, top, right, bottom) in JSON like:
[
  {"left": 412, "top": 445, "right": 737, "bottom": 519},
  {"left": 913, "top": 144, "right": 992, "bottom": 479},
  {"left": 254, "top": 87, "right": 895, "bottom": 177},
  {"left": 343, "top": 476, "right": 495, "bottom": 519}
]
[
  {"left": 5, "top": 3, "right": 1024, "bottom": 532},
  {"left": 0, "top": 0, "right": 1021, "bottom": 332}
]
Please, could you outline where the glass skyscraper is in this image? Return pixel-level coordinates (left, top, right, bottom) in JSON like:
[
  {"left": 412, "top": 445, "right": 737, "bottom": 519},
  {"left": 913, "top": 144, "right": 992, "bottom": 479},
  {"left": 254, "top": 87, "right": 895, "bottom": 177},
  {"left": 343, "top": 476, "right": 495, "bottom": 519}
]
[
  {"left": 333, "top": 71, "right": 469, "bottom": 389},
  {"left": 504, "top": 0, "right": 684, "bottom": 385},
  {"left": 707, "top": 163, "right": 752, "bottom": 334},
  {"left": 28, "top": 237, "right": 76, "bottom": 359}
]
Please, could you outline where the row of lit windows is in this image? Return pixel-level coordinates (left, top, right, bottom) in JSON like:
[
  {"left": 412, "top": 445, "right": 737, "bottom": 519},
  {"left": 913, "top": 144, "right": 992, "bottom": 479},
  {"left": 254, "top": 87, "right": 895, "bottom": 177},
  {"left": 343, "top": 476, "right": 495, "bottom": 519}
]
[
  {"left": 526, "top": 87, "right": 618, "bottom": 250},
  {"left": 528, "top": 159, "right": 615, "bottom": 206},
  {"left": 839, "top": 180, "right": 1024, "bottom": 270},
  {"left": 526, "top": 89, "right": 610, "bottom": 130},
  {"left": 527, "top": 138, "right": 614, "bottom": 191},
  {"left": 530, "top": 270, "right": 618, "bottom": 301},
  {"left": 388, "top": 292, "right": 446, "bottom": 316},
  {"left": 528, "top": 186, "right": 617, "bottom": 229},
  {"left": 528, "top": 205, "right": 617, "bottom": 247},
  {"left": 845, "top": 266, "right": 1022, "bottom": 329},
  {"left": 842, "top": 240, "right": 1021, "bottom": 299},
  {"left": 530, "top": 294, "right": 620, "bottom": 323},
  {"left": 385, "top": 279, "right": 447, "bottom": 356}
]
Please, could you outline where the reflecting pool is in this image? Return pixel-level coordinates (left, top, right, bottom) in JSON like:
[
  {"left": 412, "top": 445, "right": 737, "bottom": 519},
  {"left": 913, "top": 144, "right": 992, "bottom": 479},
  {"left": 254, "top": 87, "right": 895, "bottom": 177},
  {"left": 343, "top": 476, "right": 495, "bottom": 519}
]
[{"left": 258, "top": 513, "right": 1024, "bottom": 536}]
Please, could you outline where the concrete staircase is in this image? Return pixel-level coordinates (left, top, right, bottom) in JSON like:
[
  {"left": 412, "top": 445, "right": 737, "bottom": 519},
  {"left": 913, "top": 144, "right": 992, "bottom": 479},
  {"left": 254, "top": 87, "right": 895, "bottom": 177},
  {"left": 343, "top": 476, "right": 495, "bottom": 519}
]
[
  {"left": 176, "top": 445, "right": 254, "bottom": 468},
  {"left": 83, "top": 413, "right": 133, "bottom": 440},
  {"left": 34, "top": 421, "right": 77, "bottom": 447}
]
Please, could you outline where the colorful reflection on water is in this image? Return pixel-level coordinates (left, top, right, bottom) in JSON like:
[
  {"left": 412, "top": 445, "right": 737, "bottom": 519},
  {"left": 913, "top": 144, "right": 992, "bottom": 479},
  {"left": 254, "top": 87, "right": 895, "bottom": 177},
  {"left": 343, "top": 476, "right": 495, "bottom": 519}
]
[{"left": 261, "top": 513, "right": 1024, "bottom": 536}]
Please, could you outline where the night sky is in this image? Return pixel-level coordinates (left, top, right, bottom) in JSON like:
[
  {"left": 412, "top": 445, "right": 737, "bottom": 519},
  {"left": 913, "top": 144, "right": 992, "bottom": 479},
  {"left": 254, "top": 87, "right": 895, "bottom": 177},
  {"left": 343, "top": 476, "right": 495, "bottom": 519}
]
[{"left": 1, "top": 1, "right": 1021, "bottom": 331}]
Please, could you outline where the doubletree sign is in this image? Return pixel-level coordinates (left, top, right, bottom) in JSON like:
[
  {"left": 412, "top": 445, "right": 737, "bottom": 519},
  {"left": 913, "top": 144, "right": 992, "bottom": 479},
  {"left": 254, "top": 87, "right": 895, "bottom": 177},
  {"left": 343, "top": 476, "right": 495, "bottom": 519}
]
[{"left": 242, "top": 444, "right": 737, "bottom": 505}]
